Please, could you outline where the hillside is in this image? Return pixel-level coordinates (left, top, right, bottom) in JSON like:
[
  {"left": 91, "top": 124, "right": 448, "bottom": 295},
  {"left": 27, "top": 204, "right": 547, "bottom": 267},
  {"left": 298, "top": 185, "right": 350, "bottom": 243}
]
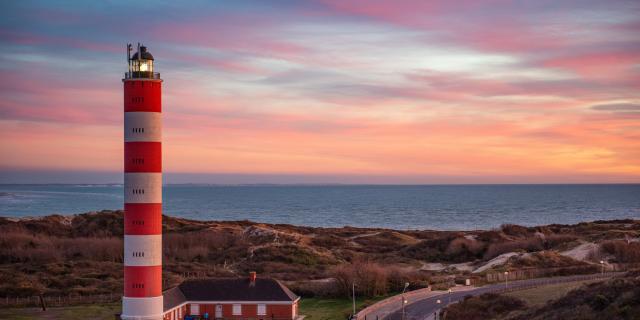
[
  {"left": 0, "top": 211, "right": 638, "bottom": 298},
  {"left": 443, "top": 274, "right": 640, "bottom": 320}
]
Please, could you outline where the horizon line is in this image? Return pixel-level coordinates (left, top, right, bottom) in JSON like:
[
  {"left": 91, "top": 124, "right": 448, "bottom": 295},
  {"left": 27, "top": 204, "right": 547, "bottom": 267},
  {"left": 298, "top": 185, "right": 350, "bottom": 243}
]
[{"left": 2, "top": 182, "right": 639, "bottom": 186}]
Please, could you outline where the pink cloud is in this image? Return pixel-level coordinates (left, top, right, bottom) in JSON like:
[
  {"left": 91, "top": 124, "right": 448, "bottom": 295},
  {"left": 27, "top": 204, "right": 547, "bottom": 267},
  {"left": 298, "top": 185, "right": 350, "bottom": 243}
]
[
  {"left": 0, "top": 30, "right": 121, "bottom": 53},
  {"left": 541, "top": 51, "right": 640, "bottom": 78}
]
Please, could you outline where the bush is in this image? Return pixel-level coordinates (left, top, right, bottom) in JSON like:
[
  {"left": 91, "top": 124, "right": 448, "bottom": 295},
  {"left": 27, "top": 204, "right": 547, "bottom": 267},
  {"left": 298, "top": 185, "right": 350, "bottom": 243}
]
[
  {"left": 600, "top": 240, "right": 640, "bottom": 263},
  {"left": 331, "top": 260, "right": 389, "bottom": 298},
  {"left": 443, "top": 293, "right": 526, "bottom": 320},
  {"left": 484, "top": 238, "right": 544, "bottom": 260}
]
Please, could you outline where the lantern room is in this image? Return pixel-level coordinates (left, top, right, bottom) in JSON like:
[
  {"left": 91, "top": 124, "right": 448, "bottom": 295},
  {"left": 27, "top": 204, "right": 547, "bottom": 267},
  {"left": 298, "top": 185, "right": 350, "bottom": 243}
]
[{"left": 126, "top": 43, "right": 160, "bottom": 79}]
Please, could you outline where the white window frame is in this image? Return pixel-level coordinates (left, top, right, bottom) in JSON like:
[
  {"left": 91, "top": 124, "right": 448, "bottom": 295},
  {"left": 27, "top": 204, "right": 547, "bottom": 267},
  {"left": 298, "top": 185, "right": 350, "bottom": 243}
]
[
  {"left": 232, "top": 304, "right": 242, "bottom": 315},
  {"left": 191, "top": 303, "right": 200, "bottom": 315},
  {"left": 257, "top": 304, "right": 267, "bottom": 316}
]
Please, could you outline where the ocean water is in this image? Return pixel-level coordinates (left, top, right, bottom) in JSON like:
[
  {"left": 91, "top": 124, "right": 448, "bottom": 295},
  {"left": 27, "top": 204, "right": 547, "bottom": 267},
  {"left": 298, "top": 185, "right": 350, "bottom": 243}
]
[{"left": 0, "top": 184, "right": 638, "bottom": 230}]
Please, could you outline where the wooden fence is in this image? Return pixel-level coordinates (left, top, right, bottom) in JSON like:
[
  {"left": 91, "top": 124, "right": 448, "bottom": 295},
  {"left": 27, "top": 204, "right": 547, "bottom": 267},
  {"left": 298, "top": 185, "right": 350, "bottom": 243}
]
[{"left": 483, "top": 262, "right": 639, "bottom": 283}]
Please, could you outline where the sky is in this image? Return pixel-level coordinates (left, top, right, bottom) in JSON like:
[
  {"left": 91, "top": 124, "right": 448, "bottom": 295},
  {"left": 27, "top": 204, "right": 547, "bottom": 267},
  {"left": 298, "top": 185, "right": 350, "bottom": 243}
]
[{"left": 0, "top": 0, "right": 639, "bottom": 184}]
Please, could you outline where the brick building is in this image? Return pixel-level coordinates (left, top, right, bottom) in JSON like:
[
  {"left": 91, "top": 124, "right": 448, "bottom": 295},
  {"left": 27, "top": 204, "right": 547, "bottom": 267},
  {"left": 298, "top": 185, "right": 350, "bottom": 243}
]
[{"left": 162, "top": 273, "right": 301, "bottom": 320}]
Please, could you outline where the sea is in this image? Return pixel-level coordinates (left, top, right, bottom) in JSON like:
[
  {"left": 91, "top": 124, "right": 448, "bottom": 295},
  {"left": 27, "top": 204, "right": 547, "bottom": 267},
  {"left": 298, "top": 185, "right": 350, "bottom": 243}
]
[{"left": 0, "top": 184, "right": 638, "bottom": 230}]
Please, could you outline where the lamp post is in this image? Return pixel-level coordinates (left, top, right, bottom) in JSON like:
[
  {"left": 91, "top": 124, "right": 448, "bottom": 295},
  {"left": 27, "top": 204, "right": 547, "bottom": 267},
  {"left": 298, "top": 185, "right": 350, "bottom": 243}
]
[
  {"left": 401, "top": 282, "right": 409, "bottom": 320},
  {"left": 435, "top": 299, "right": 441, "bottom": 320},
  {"left": 448, "top": 288, "right": 452, "bottom": 304},
  {"left": 600, "top": 260, "right": 605, "bottom": 275},
  {"left": 504, "top": 271, "right": 509, "bottom": 291},
  {"left": 352, "top": 282, "right": 356, "bottom": 318}
]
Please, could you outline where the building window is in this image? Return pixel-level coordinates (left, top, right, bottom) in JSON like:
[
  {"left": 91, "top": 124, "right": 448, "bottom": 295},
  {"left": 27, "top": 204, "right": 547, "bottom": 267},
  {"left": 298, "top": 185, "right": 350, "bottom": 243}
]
[
  {"left": 257, "top": 304, "right": 266, "bottom": 315},
  {"left": 232, "top": 304, "right": 242, "bottom": 315},
  {"left": 191, "top": 304, "right": 200, "bottom": 315}
]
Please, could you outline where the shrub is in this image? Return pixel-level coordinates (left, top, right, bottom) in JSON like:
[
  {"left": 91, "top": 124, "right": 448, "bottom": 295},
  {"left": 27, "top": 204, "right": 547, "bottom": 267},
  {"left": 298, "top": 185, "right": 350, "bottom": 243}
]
[
  {"left": 331, "top": 260, "right": 389, "bottom": 298},
  {"left": 600, "top": 240, "right": 640, "bottom": 263},
  {"left": 484, "top": 238, "right": 544, "bottom": 260},
  {"left": 443, "top": 293, "right": 526, "bottom": 320},
  {"left": 501, "top": 224, "right": 532, "bottom": 237}
]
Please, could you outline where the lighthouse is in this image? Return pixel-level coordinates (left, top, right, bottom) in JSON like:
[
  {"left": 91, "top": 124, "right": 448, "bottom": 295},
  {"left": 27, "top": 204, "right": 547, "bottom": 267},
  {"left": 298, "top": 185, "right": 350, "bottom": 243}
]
[{"left": 122, "top": 43, "right": 163, "bottom": 320}]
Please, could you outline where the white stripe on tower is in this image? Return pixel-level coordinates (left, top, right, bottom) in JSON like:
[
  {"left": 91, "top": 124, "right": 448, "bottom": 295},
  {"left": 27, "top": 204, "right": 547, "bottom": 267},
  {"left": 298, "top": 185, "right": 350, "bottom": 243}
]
[
  {"left": 124, "top": 235, "right": 163, "bottom": 266},
  {"left": 124, "top": 173, "right": 163, "bottom": 203},
  {"left": 125, "top": 112, "right": 162, "bottom": 142}
]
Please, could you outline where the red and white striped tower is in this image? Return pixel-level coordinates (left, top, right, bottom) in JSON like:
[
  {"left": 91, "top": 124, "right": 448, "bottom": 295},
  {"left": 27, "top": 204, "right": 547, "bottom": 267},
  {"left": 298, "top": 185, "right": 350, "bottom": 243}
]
[{"left": 122, "top": 43, "right": 163, "bottom": 320}]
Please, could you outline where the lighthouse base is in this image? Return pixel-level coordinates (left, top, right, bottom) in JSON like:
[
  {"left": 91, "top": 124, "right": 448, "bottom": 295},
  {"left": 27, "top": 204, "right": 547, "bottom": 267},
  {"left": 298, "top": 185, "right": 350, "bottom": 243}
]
[{"left": 121, "top": 296, "right": 164, "bottom": 320}]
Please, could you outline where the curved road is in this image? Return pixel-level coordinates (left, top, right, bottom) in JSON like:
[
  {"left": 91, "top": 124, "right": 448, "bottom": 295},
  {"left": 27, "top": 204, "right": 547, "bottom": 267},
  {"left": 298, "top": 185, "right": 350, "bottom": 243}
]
[{"left": 384, "top": 273, "right": 619, "bottom": 320}]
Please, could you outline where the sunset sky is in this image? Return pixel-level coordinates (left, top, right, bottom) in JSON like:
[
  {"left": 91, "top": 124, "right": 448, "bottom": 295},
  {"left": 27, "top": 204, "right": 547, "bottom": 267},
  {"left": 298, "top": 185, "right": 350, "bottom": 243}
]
[{"left": 1, "top": 1, "right": 639, "bottom": 184}]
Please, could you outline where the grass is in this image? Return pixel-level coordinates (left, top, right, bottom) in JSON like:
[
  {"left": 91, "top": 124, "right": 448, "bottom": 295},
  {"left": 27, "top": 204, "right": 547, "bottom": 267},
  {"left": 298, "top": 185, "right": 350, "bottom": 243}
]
[
  {"left": 506, "top": 279, "right": 602, "bottom": 307},
  {"left": 298, "top": 296, "right": 391, "bottom": 320},
  {"left": 0, "top": 303, "right": 120, "bottom": 320},
  {"left": 0, "top": 297, "right": 388, "bottom": 320}
]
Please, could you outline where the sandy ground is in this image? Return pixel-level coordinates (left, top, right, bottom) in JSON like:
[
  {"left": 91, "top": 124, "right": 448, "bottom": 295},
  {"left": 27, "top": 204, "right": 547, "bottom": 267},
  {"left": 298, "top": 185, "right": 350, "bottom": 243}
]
[
  {"left": 472, "top": 252, "right": 521, "bottom": 273},
  {"left": 559, "top": 242, "right": 598, "bottom": 261}
]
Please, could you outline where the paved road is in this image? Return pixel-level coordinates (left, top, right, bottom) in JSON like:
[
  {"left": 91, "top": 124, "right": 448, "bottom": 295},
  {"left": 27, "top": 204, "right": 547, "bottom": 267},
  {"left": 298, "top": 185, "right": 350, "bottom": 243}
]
[{"left": 383, "top": 273, "right": 620, "bottom": 320}]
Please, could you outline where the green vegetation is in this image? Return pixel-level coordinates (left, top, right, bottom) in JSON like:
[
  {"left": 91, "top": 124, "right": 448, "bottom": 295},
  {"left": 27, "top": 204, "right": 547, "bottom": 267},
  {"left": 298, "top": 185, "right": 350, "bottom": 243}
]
[
  {"left": 0, "top": 297, "right": 388, "bottom": 320},
  {"left": 299, "top": 296, "right": 390, "bottom": 320},
  {"left": 0, "top": 303, "right": 120, "bottom": 320}
]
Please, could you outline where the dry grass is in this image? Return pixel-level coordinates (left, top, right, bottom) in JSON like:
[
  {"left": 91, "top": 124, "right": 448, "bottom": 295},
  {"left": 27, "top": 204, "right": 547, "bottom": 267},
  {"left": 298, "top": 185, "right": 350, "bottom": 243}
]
[
  {"left": 600, "top": 240, "right": 640, "bottom": 263},
  {"left": 0, "top": 211, "right": 637, "bottom": 300},
  {"left": 506, "top": 279, "right": 602, "bottom": 307}
]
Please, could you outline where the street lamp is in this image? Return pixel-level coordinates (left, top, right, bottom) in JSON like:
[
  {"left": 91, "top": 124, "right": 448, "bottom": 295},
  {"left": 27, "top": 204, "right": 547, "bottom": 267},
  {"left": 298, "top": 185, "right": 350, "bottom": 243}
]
[
  {"left": 352, "top": 282, "right": 356, "bottom": 317},
  {"left": 401, "top": 282, "right": 409, "bottom": 320},
  {"left": 504, "top": 271, "right": 509, "bottom": 291},
  {"left": 600, "top": 260, "right": 605, "bottom": 275},
  {"left": 448, "top": 288, "right": 452, "bottom": 304},
  {"left": 435, "top": 299, "right": 442, "bottom": 320}
]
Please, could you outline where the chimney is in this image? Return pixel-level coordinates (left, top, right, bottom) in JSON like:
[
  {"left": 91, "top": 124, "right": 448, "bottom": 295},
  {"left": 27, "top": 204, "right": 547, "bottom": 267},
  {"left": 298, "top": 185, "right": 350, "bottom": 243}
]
[{"left": 249, "top": 271, "right": 257, "bottom": 283}]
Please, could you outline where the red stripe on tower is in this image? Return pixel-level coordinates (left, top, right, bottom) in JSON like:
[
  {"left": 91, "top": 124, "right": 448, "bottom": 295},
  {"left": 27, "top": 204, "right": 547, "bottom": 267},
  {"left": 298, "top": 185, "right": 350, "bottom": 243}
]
[
  {"left": 125, "top": 142, "right": 162, "bottom": 172},
  {"left": 124, "top": 203, "right": 163, "bottom": 235},
  {"left": 122, "top": 43, "right": 164, "bottom": 320},
  {"left": 124, "top": 265, "right": 163, "bottom": 297}
]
